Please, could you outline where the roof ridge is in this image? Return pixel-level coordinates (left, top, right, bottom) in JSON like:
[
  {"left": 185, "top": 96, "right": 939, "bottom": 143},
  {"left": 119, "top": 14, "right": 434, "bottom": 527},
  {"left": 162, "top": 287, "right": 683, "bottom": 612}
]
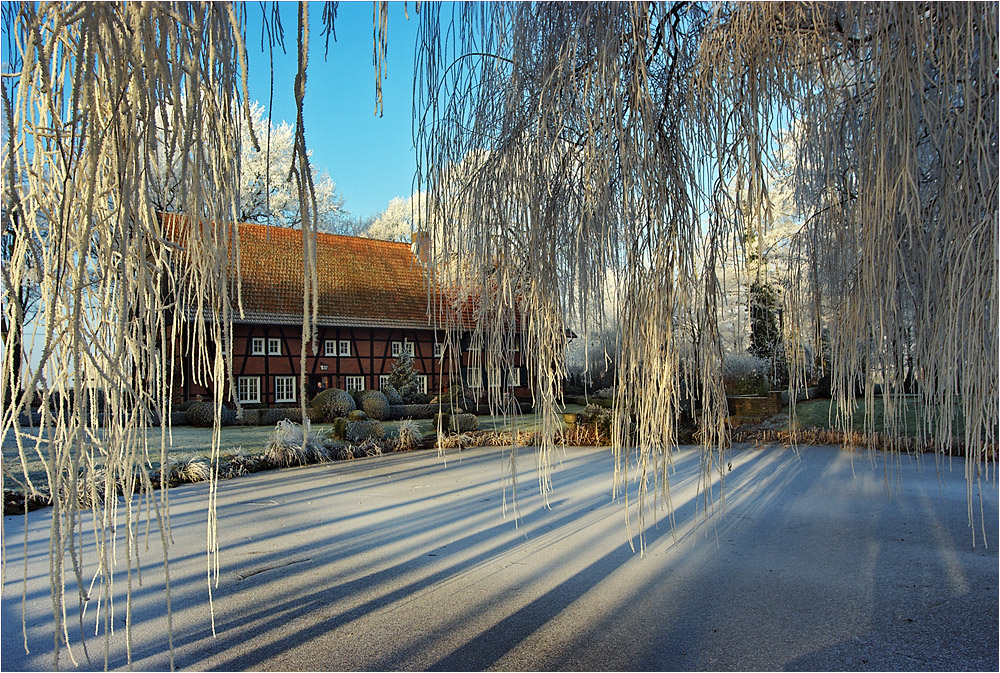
[{"left": 237, "top": 221, "right": 412, "bottom": 248}]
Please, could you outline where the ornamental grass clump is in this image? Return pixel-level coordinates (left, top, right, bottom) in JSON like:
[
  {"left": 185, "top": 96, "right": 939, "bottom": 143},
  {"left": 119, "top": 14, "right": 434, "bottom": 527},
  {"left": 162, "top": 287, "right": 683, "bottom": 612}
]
[
  {"left": 395, "top": 419, "right": 423, "bottom": 451},
  {"left": 264, "top": 419, "right": 331, "bottom": 467},
  {"left": 352, "top": 438, "right": 385, "bottom": 458},
  {"left": 171, "top": 458, "right": 212, "bottom": 484}
]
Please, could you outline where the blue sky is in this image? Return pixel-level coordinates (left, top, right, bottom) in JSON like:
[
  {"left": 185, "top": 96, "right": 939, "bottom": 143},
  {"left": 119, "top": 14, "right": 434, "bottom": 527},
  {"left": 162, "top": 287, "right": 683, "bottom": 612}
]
[{"left": 245, "top": 1, "right": 421, "bottom": 220}]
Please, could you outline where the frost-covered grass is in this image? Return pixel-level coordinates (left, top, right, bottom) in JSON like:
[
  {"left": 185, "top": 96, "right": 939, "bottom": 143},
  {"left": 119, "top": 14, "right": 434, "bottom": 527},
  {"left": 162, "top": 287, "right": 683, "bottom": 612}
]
[
  {"left": 2, "top": 405, "right": 589, "bottom": 489},
  {"left": 791, "top": 396, "right": 967, "bottom": 439}
]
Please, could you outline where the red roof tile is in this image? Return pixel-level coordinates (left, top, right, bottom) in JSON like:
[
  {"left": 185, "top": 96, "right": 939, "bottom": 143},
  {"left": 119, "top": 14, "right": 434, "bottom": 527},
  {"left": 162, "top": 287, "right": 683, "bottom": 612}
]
[
  {"left": 163, "top": 216, "right": 443, "bottom": 329},
  {"left": 240, "top": 223, "right": 442, "bottom": 328}
]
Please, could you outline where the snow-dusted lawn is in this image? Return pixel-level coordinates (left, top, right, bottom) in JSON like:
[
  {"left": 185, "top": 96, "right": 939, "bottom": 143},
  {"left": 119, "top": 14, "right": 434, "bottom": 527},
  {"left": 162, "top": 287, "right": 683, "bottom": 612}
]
[{"left": 2, "top": 405, "right": 587, "bottom": 487}]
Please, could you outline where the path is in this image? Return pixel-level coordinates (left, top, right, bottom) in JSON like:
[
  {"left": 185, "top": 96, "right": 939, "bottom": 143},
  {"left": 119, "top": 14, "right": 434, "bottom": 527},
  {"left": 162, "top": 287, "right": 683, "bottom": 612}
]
[{"left": 2, "top": 444, "right": 997, "bottom": 670}]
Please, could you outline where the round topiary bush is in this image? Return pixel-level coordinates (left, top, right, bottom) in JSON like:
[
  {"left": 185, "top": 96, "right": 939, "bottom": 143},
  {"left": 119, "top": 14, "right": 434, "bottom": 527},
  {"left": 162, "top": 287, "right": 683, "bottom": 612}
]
[
  {"left": 451, "top": 413, "right": 479, "bottom": 433},
  {"left": 381, "top": 383, "right": 403, "bottom": 405},
  {"left": 358, "top": 391, "right": 390, "bottom": 420},
  {"left": 309, "top": 388, "right": 356, "bottom": 421},
  {"left": 345, "top": 419, "right": 385, "bottom": 443},
  {"left": 186, "top": 402, "right": 235, "bottom": 427},
  {"left": 347, "top": 409, "right": 368, "bottom": 421},
  {"left": 433, "top": 411, "right": 479, "bottom": 434}
]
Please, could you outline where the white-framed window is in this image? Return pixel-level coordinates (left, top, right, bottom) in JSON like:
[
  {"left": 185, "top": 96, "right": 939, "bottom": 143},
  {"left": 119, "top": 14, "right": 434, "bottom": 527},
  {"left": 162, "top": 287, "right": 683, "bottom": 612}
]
[
  {"left": 339, "top": 340, "right": 351, "bottom": 357},
  {"left": 419, "top": 375, "right": 428, "bottom": 394},
  {"left": 433, "top": 342, "right": 444, "bottom": 358},
  {"left": 379, "top": 374, "right": 391, "bottom": 389},
  {"left": 508, "top": 368, "right": 522, "bottom": 387},
  {"left": 268, "top": 338, "right": 281, "bottom": 355},
  {"left": 237, "top": 376, "right": 261, "bottom": 404},
  {"left": 467, "top": 336, "right": 482, "bottom": 352},
  {"left": 511, "top": 338, "right": 520, "bottom": 352},
  {"left": 345, "top": 376, "right": 365, "bottom": 392},
  {"left": 251, "top": 337, "right": 265, "bottom": 355},
  {"left": 466, "top": 368, "right": 482, "bottom": 389},
  {"left": 391, "top": 341, "right": 402, "bottom": 357},
  {"left": 274, "top": 376, "right": 297, "bottom": 403},
  {"left": 324, "top": 340, "right": 337, "bottom": 357}
]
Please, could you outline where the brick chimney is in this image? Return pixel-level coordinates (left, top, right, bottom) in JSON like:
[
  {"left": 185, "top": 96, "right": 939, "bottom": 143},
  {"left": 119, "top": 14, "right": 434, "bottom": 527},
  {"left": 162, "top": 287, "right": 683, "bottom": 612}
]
[{"left": 411, "top": 230, "right": 430, "bottom": 266}]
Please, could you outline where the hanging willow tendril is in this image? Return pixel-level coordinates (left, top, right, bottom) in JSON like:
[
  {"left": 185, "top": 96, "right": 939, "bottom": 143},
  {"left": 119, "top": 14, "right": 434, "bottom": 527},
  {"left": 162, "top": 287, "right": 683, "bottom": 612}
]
[
  {"left": 1, "top": 2, "right": 320, "bottom": 668},
  {"left": 1, "top": 1, "right": 996, "bottom": 668},
  {"left": 414, "top": 2, "right": 997, "bottom": 547}
]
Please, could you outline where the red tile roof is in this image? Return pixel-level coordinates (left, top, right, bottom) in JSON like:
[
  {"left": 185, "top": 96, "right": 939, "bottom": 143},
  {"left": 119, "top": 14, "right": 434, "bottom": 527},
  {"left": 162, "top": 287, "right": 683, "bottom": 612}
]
[
  {"left": 164, "top": 216, "right": 443, "bottom": 329},
  {"left": 238, "top": 223, "right": 437, "bottom": 328}
]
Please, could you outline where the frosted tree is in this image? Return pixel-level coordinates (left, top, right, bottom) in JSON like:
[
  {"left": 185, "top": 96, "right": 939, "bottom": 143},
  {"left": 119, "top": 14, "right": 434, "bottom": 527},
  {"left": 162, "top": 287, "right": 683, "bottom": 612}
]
[
  {"left": 150, "top": 101, "right": 348, "bottom": 232},
  {"left": 387, "top": 346, "right": 421, "bottom": 403},
  {"left": 361, "top": 194, "right": 418, "bottom": 242}
]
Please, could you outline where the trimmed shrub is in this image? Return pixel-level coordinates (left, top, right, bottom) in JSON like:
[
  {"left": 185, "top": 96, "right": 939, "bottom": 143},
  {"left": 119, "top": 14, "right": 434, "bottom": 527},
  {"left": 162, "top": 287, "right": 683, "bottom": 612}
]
[
  {"left": 261, "top": 407, "right": 304, "bottom": 425},
  {"left": 236, "top": 409, "right": 261, "bottom": 426},
  {"left": 433, "top": 412, "right": 478, "bottom": 434},
  {"left": 388, "top": 403, "right": 436, "bottom": 419},
  {"left": 381, "top": 383, "right": 403, "bottom": 405},
  {"left": 169, "top": 411, "right": 189, "bottom": 426},
  {"left": 345, "top": 419, "right": 385, "bottom": 443},
  {"left": 310, "top": 388, "right": 356, "bottom": 421},
  {"left": 331, "top": 417, "right": 348, "bottom": 439},
  {"left": 436, "top": 384, "right": 469, "bottom": 408},
  {"left": 433, "top": 412, "right": 450, "bottom": 433},
  {"left": 348, "top": 409, "right": 368, "bottom": 421},
  {"left": 452, "top": 413, "right": 478, "bottom": 433},
  {"left": 186, "top": 402, "right": 235, "bottom": 427},
  {"left": 186, "top": 402, "right": 214, "bottom": 427},
  {"left": 356, "top": 390, "right": 390, "bottom": 420},
  {"left": 722, "top": 353, "right": 770, "bottom": 396}
]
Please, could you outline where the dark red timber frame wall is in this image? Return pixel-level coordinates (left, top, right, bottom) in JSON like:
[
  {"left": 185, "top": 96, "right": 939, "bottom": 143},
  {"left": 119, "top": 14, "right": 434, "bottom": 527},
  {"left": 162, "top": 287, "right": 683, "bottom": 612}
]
[{"left": 165, "top": 219, "right": 530, "bottom": 407}]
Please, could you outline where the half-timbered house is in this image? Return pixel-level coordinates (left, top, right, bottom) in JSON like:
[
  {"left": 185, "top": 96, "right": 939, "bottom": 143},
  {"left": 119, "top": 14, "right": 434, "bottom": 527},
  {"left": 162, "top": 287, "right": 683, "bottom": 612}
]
[{"left": 170, "top": 221, "right": 529, "bottom": 407}]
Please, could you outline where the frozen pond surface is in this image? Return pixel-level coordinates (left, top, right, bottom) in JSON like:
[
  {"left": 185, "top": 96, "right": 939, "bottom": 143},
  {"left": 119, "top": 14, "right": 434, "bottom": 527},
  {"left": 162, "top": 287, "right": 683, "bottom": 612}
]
[{"left": 3, "top": 444, "right": 997, "bottom": 671}]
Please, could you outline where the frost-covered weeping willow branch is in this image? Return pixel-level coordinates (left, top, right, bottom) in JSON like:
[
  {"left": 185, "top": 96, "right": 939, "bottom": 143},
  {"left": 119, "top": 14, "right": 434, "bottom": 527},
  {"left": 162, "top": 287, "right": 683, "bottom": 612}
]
[
  {"left": 0, "top": 2, "right": 319, "bottom": 668},
  {"left": 696, "top": 2, "right": 998, "bottom": 540},
  {"left": 415, "top": 2, "right": 998, "bottom": 542},
  {"left": 415, "top": 3, "right": 719, "bottom": 542}
]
